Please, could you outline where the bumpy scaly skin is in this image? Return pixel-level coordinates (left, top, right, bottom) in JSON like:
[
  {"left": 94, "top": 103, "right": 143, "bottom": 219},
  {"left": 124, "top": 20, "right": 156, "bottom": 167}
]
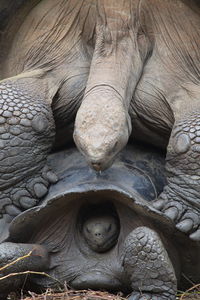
[
  {"left": 0, "top": 79, "right": 57, "bottom": 238},
  {"left": 153, "top": 112, "right": 200, "bottom": 240},
  {"left": 123, "top": 227, "right": 177, "bottom": 300}
]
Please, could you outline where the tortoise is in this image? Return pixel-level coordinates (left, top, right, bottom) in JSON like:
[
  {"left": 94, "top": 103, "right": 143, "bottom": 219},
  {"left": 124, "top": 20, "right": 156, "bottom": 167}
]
[
  {"left": 0, "top": 0, "right": 200, "bottom": 242},
  {"left": 0, "top": 144, "right": 199, "bottom": 300}
]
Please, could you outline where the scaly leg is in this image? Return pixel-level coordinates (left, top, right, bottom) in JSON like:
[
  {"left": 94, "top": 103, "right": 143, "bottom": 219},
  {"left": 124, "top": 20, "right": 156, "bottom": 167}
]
[
  {"left": 0, "top": 242, "right": 49, "bottom": 298},
  {"left": 0, "top": 71, "right": 58, "bottom": 241},
  {"left": 153, "top": 109, "right": 200, "bottom": 240},
  {"left": 122, "top": 226, "right": 177, "bottom": 300}
]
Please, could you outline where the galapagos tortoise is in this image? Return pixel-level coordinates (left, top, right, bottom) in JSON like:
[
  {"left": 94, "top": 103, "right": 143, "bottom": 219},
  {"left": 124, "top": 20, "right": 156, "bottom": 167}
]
[{"left": 0, "top": 144, "right": 199, "bottom": 300}]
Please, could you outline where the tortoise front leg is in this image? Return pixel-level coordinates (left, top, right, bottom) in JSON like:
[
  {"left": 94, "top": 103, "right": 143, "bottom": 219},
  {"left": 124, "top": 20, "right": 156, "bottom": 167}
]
[
  {"left": 153, "top": 107, "right": 200, "bottom": 240},
  {"left": 122, "top": 227, "right": 177, "bottom": 300},
  {"left": 0, "top": 71, "right": 58, "bottom": 241},
  {"left": 0, "top": 242, "right": 49, "bottom": 297}
]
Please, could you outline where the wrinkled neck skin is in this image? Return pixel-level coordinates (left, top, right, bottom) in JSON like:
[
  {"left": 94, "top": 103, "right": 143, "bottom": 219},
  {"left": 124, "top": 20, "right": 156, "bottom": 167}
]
[{"left": 74, "top": 0, "right": 152, "bottom": 171}]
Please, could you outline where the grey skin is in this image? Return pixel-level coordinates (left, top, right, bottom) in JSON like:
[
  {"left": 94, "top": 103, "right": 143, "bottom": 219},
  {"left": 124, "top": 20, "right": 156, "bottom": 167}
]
[
  {"left": 82, "top": 214, "right": 120, "bottom": 253},
  {"left": 0, "top": 145, "right": 199, "bottom": 300},
  {"left": 0, "top": 0, "right": 200, "bottom": 241}
]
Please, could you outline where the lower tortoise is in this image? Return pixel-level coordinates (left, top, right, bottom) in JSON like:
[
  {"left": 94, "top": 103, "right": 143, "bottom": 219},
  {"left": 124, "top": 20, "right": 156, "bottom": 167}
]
[{"left": 0, "top": 144, "right": 199, "bottom": 300}]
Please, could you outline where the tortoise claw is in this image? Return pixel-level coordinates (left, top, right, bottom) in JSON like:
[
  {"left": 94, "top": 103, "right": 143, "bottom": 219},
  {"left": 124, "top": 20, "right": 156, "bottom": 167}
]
[
  {"left": 34, "top": 183, "right": 48, "bottom": 198},
  {"left": 19, "top": 197, "right": 37, "bottom": 209},
  {"left": 46, "top": 170, "right": 58, "bottom": 183},
  {"left": 189, "top": 227, "right": 200, "bottom": 241},
  {"left": 176, "top": 211, "right": 200, "bottom": 235},
  {"left": 27, "top": 165, "right": 58, "bottom": 200},
  {"left": 176, "top": 219, "right": 193, "bottom": 233},
  {"left": 164, "top": 207, "right": 178, "bottom": 221},
  {"left": 152, "top": 199, "right": 165, "bottom": 210},
  {"left": 153, "top": 197, "right": 200, "bottom": 239}
]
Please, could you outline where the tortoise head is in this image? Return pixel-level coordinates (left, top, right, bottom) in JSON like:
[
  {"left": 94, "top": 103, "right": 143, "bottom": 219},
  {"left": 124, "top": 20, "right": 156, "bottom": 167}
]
[
  {"left": 73, "top": 91, "right": 132, "bottom": 171},
  {"left": 80, "top": 203, "right": 120, "bottom": 253}
]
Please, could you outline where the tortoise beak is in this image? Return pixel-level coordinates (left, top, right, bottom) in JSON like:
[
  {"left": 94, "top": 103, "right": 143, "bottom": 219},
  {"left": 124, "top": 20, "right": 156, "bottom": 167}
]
[{"left": 91, "top": 162, "right": 102, "bottom": 171}]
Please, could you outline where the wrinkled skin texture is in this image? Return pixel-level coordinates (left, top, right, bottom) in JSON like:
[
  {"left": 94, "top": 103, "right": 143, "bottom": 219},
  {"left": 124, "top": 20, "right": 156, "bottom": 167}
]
[{"left": 0, "top": 0, "right": 200, "bottom": 240}]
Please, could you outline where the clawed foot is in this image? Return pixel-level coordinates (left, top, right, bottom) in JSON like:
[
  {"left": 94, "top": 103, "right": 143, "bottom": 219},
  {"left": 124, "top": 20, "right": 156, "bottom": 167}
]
[
  {"left": 153, "top": 198, "right": 200, "bottom": 241},
  {"left": 1, "top": 164, "right": 58, "bottom": 214},
  {"left": 24, "top": 165, "right": 58, "bottom": 206},
  {"left": 0, "top": 76, "right": 57, "bottom": 241},
  {"left": 0, "top": 164, "right": 58, "bottom": 242},
  {"left": 128, "top": 291, "right": 175, "bottom": 300}
]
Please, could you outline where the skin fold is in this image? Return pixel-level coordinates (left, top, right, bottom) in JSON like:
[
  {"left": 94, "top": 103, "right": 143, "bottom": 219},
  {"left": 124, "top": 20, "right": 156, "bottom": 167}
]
[{"left": 0, "top": 0, "right": 200, "bottom": 240}]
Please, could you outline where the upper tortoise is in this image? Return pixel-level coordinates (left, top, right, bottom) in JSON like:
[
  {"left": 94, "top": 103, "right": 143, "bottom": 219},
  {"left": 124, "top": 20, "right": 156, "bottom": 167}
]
[{"left": 0, "top": 0, "right": 200, "bottom": 240}]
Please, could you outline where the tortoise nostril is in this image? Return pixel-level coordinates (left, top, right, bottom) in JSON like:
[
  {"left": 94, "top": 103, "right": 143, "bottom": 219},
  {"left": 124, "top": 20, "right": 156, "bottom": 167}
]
[{"left": 95, "top": 232, "right": 102, "bottom": 237}]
